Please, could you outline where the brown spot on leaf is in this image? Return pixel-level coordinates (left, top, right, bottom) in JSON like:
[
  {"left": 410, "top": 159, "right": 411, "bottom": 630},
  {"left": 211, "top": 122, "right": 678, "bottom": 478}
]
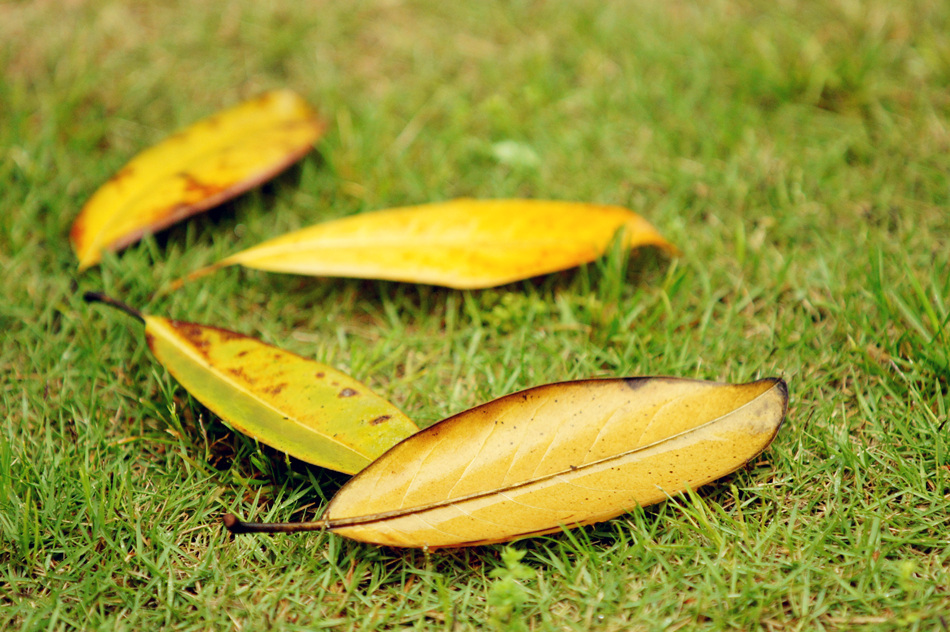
[
  {"left": 623, "top": 377, "right": 650, "bottom": 391},
  {"left": 369, "top": 415, "right": 392, "bottom": 426},
  {"left": 316, "top": 372, "right": 325, "bottom": 378},
  {"left": 265, "top": 382, "right": 288, "bottom": 396},
  {"left": 179, "top": 173, "right": 226, "bottom": 198},
  {"left": 227, "top": 366, "right": 250, "bottom": 382},
  {"left": 216, "top": 329, "right": 243, "bottom": 342},
  {"left": 170, "top": 321, "right": 212, "bottom": 354},
  {"left": 339, "top": 388, "right": 358, "bottom": 398},
  {"left": 169, "top": 319, "right": 247, "bottom": 353},
  {"left": 69, "top": 221, "right": 85, "bottom": 245},
  {"left": 107, "top": 165, "right": 136, "bottom": 186}
]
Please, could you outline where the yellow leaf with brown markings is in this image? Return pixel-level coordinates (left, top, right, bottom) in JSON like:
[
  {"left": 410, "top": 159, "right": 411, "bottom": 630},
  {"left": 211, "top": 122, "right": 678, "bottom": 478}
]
[
  {"left": 84, "top": 293, "right": 417, "bottom": 475},
  {"left": 225, "top": 376, "right": 788, "bottom": 548},
  {"left": 177, "top": 199, "right": 676, "bottom": 290},
  {"left": 71, "top": 90, "right": 325, "bottom": 270}
]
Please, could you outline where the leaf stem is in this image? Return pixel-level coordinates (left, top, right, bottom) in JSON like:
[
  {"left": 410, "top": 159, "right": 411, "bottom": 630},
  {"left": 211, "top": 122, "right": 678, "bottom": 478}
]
[
  {"left": 164, "top": 263, "right": 225, "bottom": 293},
  {"left": 83, "top": 291, "right": 145, "bottom": 324},
  {"left": 223, "top": 513, "right": 328, "bottom": 534}
]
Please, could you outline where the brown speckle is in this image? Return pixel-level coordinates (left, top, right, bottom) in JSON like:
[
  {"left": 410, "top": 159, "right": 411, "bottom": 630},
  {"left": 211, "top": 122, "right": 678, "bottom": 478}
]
[
  {"left": 227, "top": 366, "right": 249, "bottom": 381},
  {"left": 174, "top": 322, "right": 211, "bottom": 353},
  {"left": 69, "top": 221, "right": 85, "bottom": 244},
  {"left": 171, "top": 319, "right": 246, "bottom": 352},
  {"left": 179, "top": 172, "right": 225, "bottom": 197},
  {"left": 338, "top": 388, "right": 358, "bottom": 398},
  {"left": 265, "top": 382, "right": 288, "bottom": 396},
  {"left": 369, "top": 415, "right": 391, "bottom": 426},
  {"left": 623, "top": 377, "right": 649, "bottom": 391},
  {"left": 110, "top": 165, "right": 136, "bottom": 184},
  {"left": 217, "top": 329, "right": 243, "bottom": 342}
]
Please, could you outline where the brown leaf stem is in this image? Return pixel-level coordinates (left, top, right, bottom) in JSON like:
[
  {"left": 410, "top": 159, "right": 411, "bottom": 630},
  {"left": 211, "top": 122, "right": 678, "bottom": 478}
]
[
  {"left": 164, "top": 262, "right": 225, "bottom": 293},
  {"left": 223, "top": 513, "right": 328, "bottom": 534},
  {"left": 83, "top": 291, "right": 145, "bottom": 324}
]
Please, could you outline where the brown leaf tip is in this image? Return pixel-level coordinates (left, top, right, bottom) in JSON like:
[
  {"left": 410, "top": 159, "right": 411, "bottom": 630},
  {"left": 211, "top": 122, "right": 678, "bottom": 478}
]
[{"left": 69, "top": 220, "right": 85, "bottom": 246}]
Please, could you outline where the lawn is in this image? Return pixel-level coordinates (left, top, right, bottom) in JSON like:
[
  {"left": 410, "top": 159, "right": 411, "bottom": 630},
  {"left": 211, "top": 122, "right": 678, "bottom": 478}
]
[{"left": 2, "top": 0, "right": 949, "bottom": 629}]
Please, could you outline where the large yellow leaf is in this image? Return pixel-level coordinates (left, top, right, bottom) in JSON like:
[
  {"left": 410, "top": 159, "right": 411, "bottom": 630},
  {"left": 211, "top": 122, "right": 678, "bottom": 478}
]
[
  {"left": 71, "top": 90, "right": 325, "bottom": 270},
  {"left": 179, "top": 199, "right": 676, "bottom": 290},
  {"left": 225, "top": 376, "right": 787, "bottom": 548},
  {"left": 84, "top": 293, "right": 417, "bottom": 475}
]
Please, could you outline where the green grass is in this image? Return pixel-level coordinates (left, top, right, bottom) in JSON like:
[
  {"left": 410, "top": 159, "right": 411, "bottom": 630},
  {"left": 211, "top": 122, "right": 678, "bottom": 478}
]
[{"left": 2, "top": 0, "right": 949, "bottom": 629}]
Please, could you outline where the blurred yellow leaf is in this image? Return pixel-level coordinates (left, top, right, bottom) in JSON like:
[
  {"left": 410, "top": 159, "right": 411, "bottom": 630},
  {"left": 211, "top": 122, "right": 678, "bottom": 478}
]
[
  {"left": 226, "top": 376, "right": 787, "bottom": 548},
  {"left": 179, "top": 199, "right": 677, "bottom": 290},
  {"left": 71, "top": 90, "right": 325, "bottom": 270},
  {"left": 85, "top": 293, "right": 416, "bottom": 475}
]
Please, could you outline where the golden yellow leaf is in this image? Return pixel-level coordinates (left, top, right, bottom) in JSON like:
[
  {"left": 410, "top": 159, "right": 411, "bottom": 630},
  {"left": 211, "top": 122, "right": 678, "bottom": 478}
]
[
  {"left": 84, "top": 293, "right": 417, "bottom": 475},
  {"left": 71, "top": 90, "right": 325, "bottom": 270},
  {"left": 225, "top": 376, "right": 787, "bottom": 548},
  {"left": 179, "top": 199, "right": 676, "bottom": 290}
]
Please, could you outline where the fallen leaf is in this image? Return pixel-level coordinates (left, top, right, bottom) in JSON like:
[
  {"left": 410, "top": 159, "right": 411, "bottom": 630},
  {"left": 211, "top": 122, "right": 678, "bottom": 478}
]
[
  {"left": 225, "top": 376, "right": 787, "bottom": 548},
  {"left": 84, "top": 292, "right": 417, "bottom": 474},
  {"left": 71, "top": 90, "right": 325, "bottom": 270},
  {"left": 177, "top": 199, "right": 677, "bottom": 290}
]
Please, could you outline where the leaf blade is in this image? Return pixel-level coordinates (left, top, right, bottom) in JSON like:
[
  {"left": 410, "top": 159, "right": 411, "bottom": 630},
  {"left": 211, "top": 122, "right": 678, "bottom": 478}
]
[
  {"left": 187, "top": 199, "right": 676, "bottom": 289},
  {"left": 71, "top": 90, "right": 325, "bottom": 270},
  {"left": 322, "top": 377, "right": 787, "bottom": 547}
]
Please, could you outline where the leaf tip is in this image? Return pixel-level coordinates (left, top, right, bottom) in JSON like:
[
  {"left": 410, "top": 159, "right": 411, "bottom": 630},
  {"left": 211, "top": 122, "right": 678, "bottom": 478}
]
[
  {"left": 750, "top": 376, "right": 790, "bottom": 440},
  {"left": 73, "top": 245, "right": 100, "bottom": 271},
  {"left": 70, "top": 214, "right": 104, "bottom": 270},
  {"left": 762, "top": 376, "right": 789, "bottom": 407},
  {"left": 773, "top": 377, "right": 790, "bottom": 420},
  {"left": 660, "top": 241, "right": 682, "bottom": 257},
  {"left": 775, "top": 377, "right": 788, "bottom": 398}
]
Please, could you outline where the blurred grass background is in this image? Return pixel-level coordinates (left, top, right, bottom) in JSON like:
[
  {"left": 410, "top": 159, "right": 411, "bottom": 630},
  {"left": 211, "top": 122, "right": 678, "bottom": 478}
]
[{"left": 2, "top": 1, "right": 949, "bottom": 629}]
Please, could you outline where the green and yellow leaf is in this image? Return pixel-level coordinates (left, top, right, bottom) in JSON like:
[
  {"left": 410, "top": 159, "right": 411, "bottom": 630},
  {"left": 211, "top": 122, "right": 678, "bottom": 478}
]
[{"left": 85, "top": 293, "right": 416, "bottom": 475}]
